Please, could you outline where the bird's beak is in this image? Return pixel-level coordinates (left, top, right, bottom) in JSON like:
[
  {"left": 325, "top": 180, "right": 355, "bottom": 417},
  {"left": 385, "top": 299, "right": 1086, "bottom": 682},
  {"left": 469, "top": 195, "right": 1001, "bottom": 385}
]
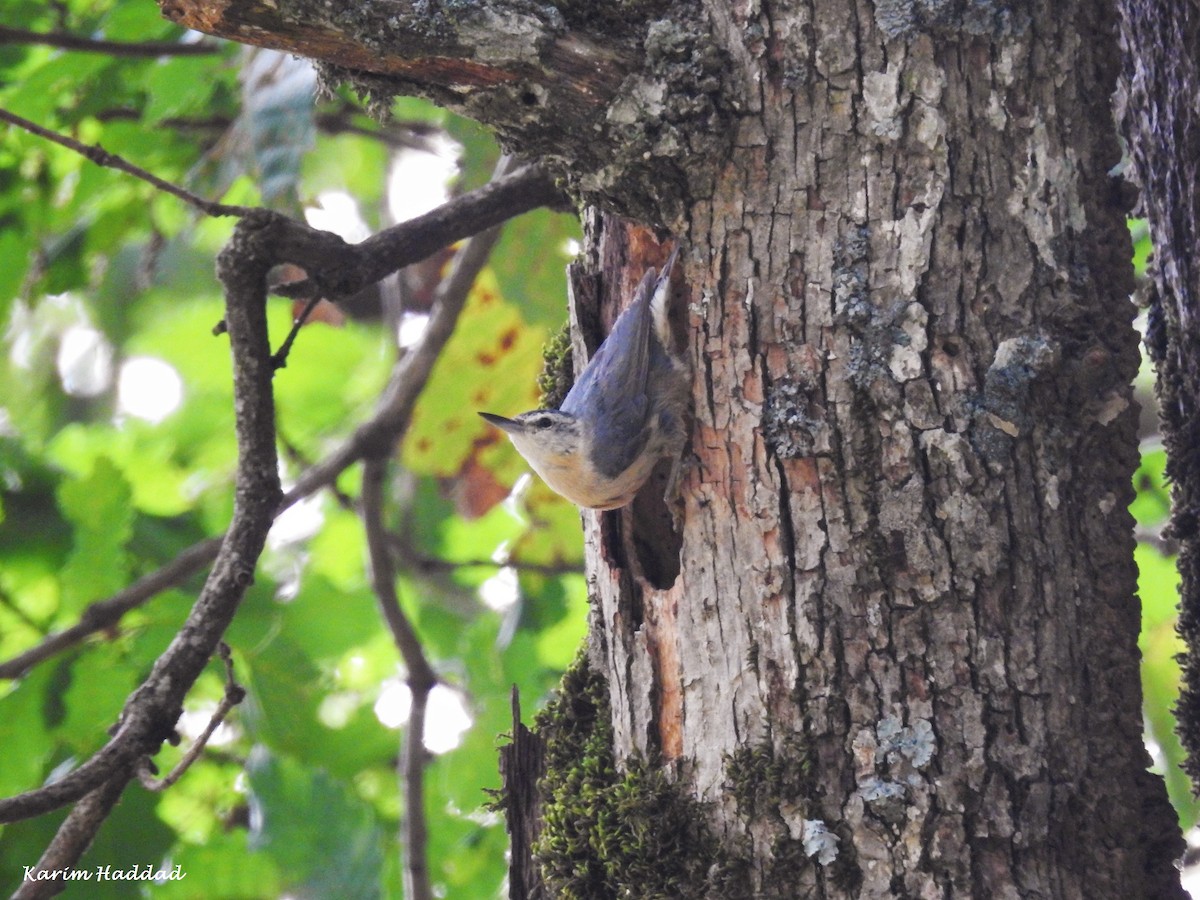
[{"left": 479, "top": 412, "right": 520, "bottom": 433}]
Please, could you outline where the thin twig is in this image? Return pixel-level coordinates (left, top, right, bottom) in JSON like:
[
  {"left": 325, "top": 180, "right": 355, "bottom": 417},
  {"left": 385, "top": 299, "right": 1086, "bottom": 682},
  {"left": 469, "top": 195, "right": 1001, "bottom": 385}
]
[
  {"left": 271, "top": 294, "right": 326, "bottom": 369},
  {"left": 0, "top": 210, "right": 283, "bottom": 826},
  {"left": 0, "top": 585, "right": 47, "bottom": 635},
  {"left": 358, "top": 168, "right": 511, "bottom": 900},
  {"left": 0, "top": 107, "right": 253, "bottom": 217},
  {"left": 361, "top": 461, "right": 438, "bottom": 690},
  {"left": 402, "top": 681, "right": 433, "bottom": 900},
  {"left": 0, "top": 537, "right": 223, "bottom": 681},
  {"left": 363, "top": 457, "right": 436, "bottom": 900},
  {"left": 137, "top": 643, "right": 245, "bottom": 792},
  {"left": 279, "top": 433, "right": 356, "bottom": 510},
  {"left": 0, "top": 162, "right": 561, "bottom": 682},
  {"left": 90, "top": 106, "right": 442, "bottom": 153},
  {"left": 387, "top": 534, "right": 581, "bottom": 578},
  {"left": 0, "top": 25, "right": 224, "bottom": 57}
]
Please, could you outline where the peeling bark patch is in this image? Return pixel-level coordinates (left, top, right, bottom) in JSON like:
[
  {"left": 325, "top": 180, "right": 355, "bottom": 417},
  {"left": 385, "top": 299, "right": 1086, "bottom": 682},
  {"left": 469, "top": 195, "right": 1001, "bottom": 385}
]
[
  {"left": 977, "top": 334, "right": 1059, "bottom": 438},
  {"left": 1006, "top": 121, "right": 1088, "bottom": 269}
]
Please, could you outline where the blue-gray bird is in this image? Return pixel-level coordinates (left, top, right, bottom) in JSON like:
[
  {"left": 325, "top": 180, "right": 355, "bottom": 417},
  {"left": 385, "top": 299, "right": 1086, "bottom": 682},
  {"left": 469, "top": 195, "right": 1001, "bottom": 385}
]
[{"left": 480, "top": 248, "right": 689, "bottom": 510}]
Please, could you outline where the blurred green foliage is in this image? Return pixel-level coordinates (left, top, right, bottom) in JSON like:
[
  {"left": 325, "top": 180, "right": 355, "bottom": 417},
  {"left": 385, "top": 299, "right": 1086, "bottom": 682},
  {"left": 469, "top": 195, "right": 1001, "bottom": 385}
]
[
  {"left": 1129, "top": 218, "right": 1197, "bottom": 830},
  {"left": 0, "top": 2, "right": 583, "bottom": 897}
]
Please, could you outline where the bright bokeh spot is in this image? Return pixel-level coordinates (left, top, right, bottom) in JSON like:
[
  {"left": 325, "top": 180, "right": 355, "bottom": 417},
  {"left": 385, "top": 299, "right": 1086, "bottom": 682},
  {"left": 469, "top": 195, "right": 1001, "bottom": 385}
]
[
  {"left": 117, "top": 356, "right": 184, "bottom": 423},
  {"left": 397, "top": 312, "right": 429, "bottom": 348},
  {"left": 374, "top": 678, "right": 412, "bottom": 729},
  {"left": 479, "top": 566, "right": 519, "bottom": 613},
  {"left": 305, "top": 190, "right": 370, "bottom": 243},
  {"left": 268, "top": 491, "right": 325, "bottom": 548},
  {"left": 374, "top": 680, "right": 474, "bottom": 754},
  {"left": 177, "top": 705, "right": 239, "bottom": 747},
  {"left": 424, "top": 684, "right": 473, "bottom": 753},
  {"left": 57, "top": 325, "right": 113, "bottom": 397},
  {"left": 387, "top": 136, "right": 459, "bottom": 223}
]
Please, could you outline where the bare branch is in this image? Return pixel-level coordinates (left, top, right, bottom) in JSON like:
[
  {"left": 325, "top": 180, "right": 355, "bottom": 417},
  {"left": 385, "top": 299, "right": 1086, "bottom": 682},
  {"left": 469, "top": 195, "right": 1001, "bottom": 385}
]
[
  {"left": 0, "top": 537, "right": 222, "bottom": 681},
  {"left": 137, "top": 643, "right": 245, "bottom": 792},
  {"left": 391, "top": 547, "right": 582, "bottom": 579},
  {"left": 266, "top": 162, "right": 563, "bottom": 304},
  {"left": 270, "top": 294, "right": 325, "bottom": 369},
  {"left": 0, "top": 162, "right": 564, "bottom": 682},
  {"left": 402, "top": 677, "right": 434, "bottom": 900},
  {"left": 358, "top": 187, "right": 509, "bottom": 677},
  {"left": 0, "top": 156, "right": 552, "bottom": 836},
  {"left": 0, "top": 107, "right": 253, "bottom": 217},
  {"left": 387, "top": 527, "right": 581, "bottom": 578},
  {"left": 363, "top": 456, "right": 436, "bottom": 900},
  {"left": 0, "top": 25, "right": 224, "bottom": 57},
  {"left": 12, "top": 768, "right": 136, "bottom": 900},
  {"left": 357, "top": 174, "right": 510, "bottom": 900},
  {"left": 0, "top": 211, "right": 283, "bottom": 825}
]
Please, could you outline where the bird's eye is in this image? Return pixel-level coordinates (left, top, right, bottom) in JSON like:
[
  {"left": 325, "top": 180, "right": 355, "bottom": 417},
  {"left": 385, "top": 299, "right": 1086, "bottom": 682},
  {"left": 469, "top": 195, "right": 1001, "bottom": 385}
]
[{"left": 533, "top": 416, "right": 553, "bottom": 429}]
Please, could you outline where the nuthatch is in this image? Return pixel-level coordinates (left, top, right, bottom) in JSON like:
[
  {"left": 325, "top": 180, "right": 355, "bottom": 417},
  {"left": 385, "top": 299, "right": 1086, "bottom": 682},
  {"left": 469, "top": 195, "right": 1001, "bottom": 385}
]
[{"left": 480, "top": 247, "right": 689, "bottom": 510}]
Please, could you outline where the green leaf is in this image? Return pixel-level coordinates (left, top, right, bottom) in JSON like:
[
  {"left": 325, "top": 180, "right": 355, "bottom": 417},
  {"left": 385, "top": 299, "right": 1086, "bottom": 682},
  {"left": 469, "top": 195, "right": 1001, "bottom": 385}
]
[
  {"left": 1131, "top": 447, "right": 1170, "bottom": 527},
  {"left": 1129, "top": 218, "right": 1152, "bottom": 278},
  {"left": 270, "top": 307, "right": 390, "bottom": 447},
  {"left": 403, "top": 269, "right": 547, "bottom": 479},
  {"left": 142, "top": 57, "right": 225, "bottom": 125},
  {"left": 247, "top": 750, "right": 385, "bottom": 900},
  {"left": 100, "top": 1, "right": 182, "bottom": 42},
  {"left": 49, "top": 423, "right": 194, "bottom": 518},
  {"left": 490, "top": 208, "right": 581, "bottom": 328},
  {"left": 307, "top": 502, "right": 370, "bottom": 590},
  {"left": 303, "top": 132, "right": 389, "bottom": 218},
  {"left": 236, "top": 633, "right": 345, "bottom": 766},
  {"left": 55, "top": 456, "right": 132, "bottom": 612},
  {"left": 3, "top": 53, "right": 111, "bottom": 122},
  {"left": 1136, "top": 543, "right": 1198, "bottom": 829},
  {"left": 275, "top": 572, "right": 380, "bottom": 663},
  {"left": 58, "top": 644, "right": 138, "bottom": 755},
  {"left": 532, "top": 574, "right": 589, "bottom": 668},
  {"left": 0, "top": 664, "right": 56, "bottom": 797},
  {"left": 1136, "top": 543, "right": 1180, "bottom": 633},
  {"left": 0, "top": 229, "right": 33, "bottom": 322},
  {"left": 153, "top": 831, "right": 283, "bottom": 900}
]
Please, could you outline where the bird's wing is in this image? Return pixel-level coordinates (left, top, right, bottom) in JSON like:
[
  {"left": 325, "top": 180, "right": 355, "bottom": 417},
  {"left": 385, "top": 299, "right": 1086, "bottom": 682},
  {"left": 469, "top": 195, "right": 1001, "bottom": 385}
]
[{"left": 561, "top": 264, "right": 660, "bottom": 477}]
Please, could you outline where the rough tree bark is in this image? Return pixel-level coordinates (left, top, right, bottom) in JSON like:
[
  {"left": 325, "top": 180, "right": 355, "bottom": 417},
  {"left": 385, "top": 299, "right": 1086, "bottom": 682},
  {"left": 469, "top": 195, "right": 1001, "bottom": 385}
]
[
  {"left": 1117, "top": 0, "right": 1200, "bottom": 787},
  {"left": 166, "top": 0, "right": 1185, "bottom": 896}
]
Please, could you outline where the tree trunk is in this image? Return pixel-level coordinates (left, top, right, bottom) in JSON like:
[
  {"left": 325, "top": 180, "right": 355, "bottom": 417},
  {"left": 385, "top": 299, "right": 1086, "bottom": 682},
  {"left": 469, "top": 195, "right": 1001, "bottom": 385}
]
[
  {"left": 1117, "top": 0, "right": 1200, "bottom": 787},
  {"left": 166, "top": 0, "right": 1186, "bottom": 895}
]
